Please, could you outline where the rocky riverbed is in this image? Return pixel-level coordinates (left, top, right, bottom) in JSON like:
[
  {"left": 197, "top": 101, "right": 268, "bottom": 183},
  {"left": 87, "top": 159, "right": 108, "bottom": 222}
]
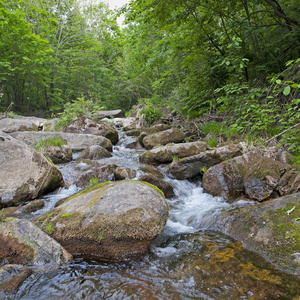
[{"left": 0, "top": 111, "right": 300, "bottom": 298}]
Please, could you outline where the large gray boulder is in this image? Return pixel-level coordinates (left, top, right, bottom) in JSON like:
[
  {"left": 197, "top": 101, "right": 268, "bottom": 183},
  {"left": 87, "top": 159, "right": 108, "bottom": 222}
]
[
  {"left": 140, "top": 141, "right": 208, "bottom": 164},
  {"left": 169, "top": 144, "right": 242, "bottom": 180},
  {"left": 0, "top": 217, "right": 72, "bottom": 265},
  {"left": 143, "top": 128, "right": 185, "bottom": 150},
  {"left": 9, "top": 131, "right": 112, "bottom": 152},
  {"left": 62, "top": 117, "right": 119, "bottom": 145},
  {"left": 202, "top": 152, "right": 297, "bottom": 202},
  {"left": 0, "top": 117, "right": 38, "bottom": 133},
  {"left": 209, "top": 192, "right": 300, "bottom": 275},
  {"left": 0, "top": 131, "right": 64, "bottom": 208},
  {"left": 35, "top": 181, "right": 169, "bottom": 258}
]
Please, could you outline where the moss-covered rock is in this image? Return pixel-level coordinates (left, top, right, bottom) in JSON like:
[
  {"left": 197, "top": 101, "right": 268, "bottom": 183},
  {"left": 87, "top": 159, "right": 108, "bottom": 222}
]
[
  {"left": 210, "top": 192, "right": 300, "bottom": 275},
  {"left": 34, "top": 181, "right": 169, "bottom": 259}
]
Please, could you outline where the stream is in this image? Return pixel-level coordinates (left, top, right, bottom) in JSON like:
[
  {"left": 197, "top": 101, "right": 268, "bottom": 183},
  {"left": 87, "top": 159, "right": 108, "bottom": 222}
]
[{"left": 14, "top": 129, "right": 300, "bottom": 299}]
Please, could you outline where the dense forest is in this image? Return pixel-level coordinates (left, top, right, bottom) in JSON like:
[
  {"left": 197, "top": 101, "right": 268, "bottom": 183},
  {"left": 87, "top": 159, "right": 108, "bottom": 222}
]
[{"left": 0, "top": 0, "right": 300, "bottom": 156}]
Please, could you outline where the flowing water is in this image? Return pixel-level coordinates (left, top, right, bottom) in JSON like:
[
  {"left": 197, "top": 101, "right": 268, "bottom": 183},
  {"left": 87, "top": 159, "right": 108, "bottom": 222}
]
[{"left": 13, "top": 129, "right": 300, "bottom": 299}]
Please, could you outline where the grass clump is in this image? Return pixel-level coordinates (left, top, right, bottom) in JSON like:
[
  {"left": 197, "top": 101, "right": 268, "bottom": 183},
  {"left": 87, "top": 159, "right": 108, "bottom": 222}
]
[
  {"left": 46, "top": 224, "right": 54, "bottom": 234},
  {"left": 33, "top": 136, "right": 66, "bottom": 153}
]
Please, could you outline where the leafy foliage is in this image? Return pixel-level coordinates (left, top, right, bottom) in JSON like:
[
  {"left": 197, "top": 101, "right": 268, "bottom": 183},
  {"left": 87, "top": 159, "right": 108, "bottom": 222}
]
[{"left": 140, "top": 104, "right": 163, "bottom": 124}]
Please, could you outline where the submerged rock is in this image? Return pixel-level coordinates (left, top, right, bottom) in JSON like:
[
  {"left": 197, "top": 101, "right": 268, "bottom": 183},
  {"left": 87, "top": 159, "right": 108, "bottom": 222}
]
[
  {"left": 0, "top": 265, "right": 34, "bottom": 295},
  {"left": 210, "top": 192, "right": 300, "bottom": 276},
  {"left": 21, "top": 199, "right": 45, "bottom": 213},
  {"left": 35, "top": 181, "right": 169, "bottom": 258},
  {"left": 0, "top": 217, "right": 72, "bottom": 265},
  {"left": 0, "top": 131, "right": 64, "bottom": 208},
  {"left": 143, "top": 128, "right": 185, "bottom": 150}
]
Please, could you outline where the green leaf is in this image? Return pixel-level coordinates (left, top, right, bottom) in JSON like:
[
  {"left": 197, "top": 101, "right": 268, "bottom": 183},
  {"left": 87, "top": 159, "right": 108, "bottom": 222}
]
[
  {"left": 276, "top": 79, "right": 281, "bottom": 84},
  {"left": 283, "top": 86, "right": 291, "bottom": 96}
]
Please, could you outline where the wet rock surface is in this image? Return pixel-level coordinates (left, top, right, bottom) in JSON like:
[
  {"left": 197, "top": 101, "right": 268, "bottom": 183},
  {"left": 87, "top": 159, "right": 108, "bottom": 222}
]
[
  {"left": 0, "top": 217, "right": 72, "bottom": 265},
  {"left": 209, "top": 192, "right": 300, "bottom": 275}
]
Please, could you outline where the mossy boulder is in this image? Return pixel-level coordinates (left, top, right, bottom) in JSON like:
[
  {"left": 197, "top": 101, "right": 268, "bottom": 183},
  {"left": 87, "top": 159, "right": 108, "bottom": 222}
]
[
  {"left": 0, "top": 264, "right": 34, "bottom": 295},
  {"left": 62, "top": 117, "right": 119, "bottom": 145},
  {"left": 169, "top": 144, "right": 242, "bottom": 180},
  {"left": 34, "top": 181, "right": 169, "bottom": 259},
  {"left": 143, "top": 128, "right": 185, "bottom": 150},
  {"left": 0, "top": 131, "right": 64, "bottom": 208},
  {"left": 140, "top": 141, "right": 208, "bottom": 164},
  {"left": 0, "top": 217, "right": 72, "bottom": 265},
  {"left": 210, "top": 192, "right": 300, "bottom": 275},
  {"left": 203, "top": 152, "right": 296, "bottom": 202}
]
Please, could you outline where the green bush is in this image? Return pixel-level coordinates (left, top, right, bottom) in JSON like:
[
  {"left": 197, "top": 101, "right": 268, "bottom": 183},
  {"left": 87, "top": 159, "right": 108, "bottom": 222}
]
[{"left": 140, "top": 104, "right": 163, "bottom": 124}]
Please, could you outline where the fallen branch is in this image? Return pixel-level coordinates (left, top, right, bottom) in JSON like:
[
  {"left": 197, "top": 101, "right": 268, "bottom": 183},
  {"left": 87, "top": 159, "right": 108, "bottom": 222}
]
[{"left": 265, "top": 122, "right": 300, "bottom": 144}]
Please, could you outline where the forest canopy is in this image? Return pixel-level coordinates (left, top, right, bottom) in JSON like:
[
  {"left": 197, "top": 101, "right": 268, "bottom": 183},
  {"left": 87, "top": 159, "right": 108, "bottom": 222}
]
[{"left": 0, "top": 0, "right": 299, "bottom": 148}]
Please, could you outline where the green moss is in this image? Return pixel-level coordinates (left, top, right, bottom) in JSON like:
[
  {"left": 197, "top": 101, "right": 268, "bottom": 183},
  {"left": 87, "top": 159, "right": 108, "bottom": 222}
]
[
  {"left": 266, "top": 200, "right": 300, "bottom": 270},
  {"left": 46, "top": 223, "right": 54, "bottom": 234},
  {"left": 67, "top": 181, "right": 112, "bottom": 201},
  {"left": 61, "top": 213, "right": 72, "bottom": 218},
  {"left": 140, "top": 181, "right": 165, "bottom": 198}
]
